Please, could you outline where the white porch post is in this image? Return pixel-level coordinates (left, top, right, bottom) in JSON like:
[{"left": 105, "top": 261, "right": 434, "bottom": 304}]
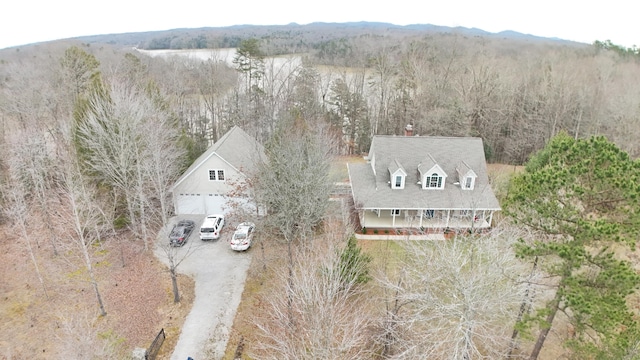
[
  {"left": 419, "top": 209, "right": 423, "bottom": 227},
  {"left": 488, "top": 211, "right": 494, "bottom": 227},
  {"left": 446, "top": 210, "right": 450, "bottom": 228},
  {"left": 392, "top": 211, "right": 396, "bottom": 227},
  {"left": 472, "top": 209, "right": 477, "bottom": 228}
]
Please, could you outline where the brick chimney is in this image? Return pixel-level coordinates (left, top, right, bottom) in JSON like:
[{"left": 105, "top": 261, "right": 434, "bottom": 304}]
[{"left": 404, "top": 124, "right": 413, "bottom": 136}]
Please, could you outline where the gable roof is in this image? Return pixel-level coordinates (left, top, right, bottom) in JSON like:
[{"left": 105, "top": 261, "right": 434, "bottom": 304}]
[
  {"left": 456, "top": 161, "right": 477, "bottom": 179},
  {"left": 388, "top": 159, "right": 407, "bottom": 176},
  {"left": 348, "top": 135, "right": 500, "bottom": 210},
  {"left": 171, "top": 126, "right": 266, "bottom": 191},
  {"left": 418, "top": 153, "right": 447, "bottom": 178}
]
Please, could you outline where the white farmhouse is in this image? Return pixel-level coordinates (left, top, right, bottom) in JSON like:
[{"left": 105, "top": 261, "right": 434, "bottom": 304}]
[{"left": 348, "top": 128, "right": 501, "bottom": 231}]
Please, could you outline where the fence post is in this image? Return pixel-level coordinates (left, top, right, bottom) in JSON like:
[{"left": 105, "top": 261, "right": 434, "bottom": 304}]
[{"left": 146, "top": 328, "right": 166, "bottom": 360}]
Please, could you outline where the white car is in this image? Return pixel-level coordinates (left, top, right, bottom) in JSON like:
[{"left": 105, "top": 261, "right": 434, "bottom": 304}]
[
  {"left": 200, "top": 214, "right": 225, "bottom": 241},
  {"left": 230, "top": 222, "right": 255, "bottom": 251}
]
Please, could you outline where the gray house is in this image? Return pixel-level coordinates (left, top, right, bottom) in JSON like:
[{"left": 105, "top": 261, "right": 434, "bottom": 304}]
[
  {"left": 347, "top": 133, "right": 500, "bottom": 230},
  {"left": 171, "top": 126, "right": 265, "bottom": 215}
]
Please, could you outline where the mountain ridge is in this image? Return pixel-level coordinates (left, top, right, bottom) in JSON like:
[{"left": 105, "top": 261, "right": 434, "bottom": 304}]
[{"left": 6, "top": 21, "right": 585, "bottom": 50}]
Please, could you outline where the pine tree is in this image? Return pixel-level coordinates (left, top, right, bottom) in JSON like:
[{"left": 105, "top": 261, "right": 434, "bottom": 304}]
[{"left": 505, "top": 132, "right": 640, "bottom": 359}]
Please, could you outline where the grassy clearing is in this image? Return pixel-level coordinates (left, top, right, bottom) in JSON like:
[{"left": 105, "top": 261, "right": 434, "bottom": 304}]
[
  {"left": 331, "top": 155, "right": 365, "bottom": 182},
  {"left": 487, "top": 163, "right": 524, "bottom": 202}
]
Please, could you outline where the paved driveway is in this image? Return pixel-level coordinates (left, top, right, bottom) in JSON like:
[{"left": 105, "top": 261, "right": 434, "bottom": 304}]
[{"left": 154, "top": 215, "right": 252, "bottom": 360}]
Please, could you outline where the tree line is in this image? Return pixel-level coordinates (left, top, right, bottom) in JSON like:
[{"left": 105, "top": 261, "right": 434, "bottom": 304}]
[{"left": 1, "top": 29, "right": 640, "bottom": 358}]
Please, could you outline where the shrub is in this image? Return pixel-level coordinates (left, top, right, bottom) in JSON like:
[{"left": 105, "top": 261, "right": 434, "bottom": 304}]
[
  {"left": 113, "top": 214, "right": 130, "bottom": 229},
  {"left": 337, "top": 236, "right": 372, "bottom": 285}
]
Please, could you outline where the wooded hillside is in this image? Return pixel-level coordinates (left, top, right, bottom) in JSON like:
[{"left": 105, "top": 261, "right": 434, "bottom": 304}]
[{"left": 1, "top": 23, "right": 639, "bottom": 358}]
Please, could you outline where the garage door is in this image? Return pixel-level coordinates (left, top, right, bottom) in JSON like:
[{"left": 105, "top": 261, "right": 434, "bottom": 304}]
[
  {"left": 175, "top": 193, "right": 227, "bottom": 215},
  {"left": 175, "top": 194, "right": 205, "bottom": 214},
  {"left": 204, "top": 194, "right": 225, "bottom": 214}
]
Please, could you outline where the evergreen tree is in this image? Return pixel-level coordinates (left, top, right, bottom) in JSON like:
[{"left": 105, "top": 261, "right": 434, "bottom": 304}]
[
  {"left": 505, "top": 132, "right": 640, "bottom": 359},
  {"left": 337, "top": 236, "right": 372, "bottom": 286}
]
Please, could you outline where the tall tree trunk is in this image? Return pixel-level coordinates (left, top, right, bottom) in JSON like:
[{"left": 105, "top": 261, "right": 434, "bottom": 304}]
[
  {"left": 20, "top": 222, "right": 49, "bottom": 299},
  {"left": 91, "top": 277, "right": 107, "bottom": 317},
  {"left": 529, "top": 292, "right": 561, "bottom": 360},
  {"left": 40, "top": 196, "right": 59, "bottom": 256},
  {"left": 508, "top": 256, "right": 539, "bottom": 357},
  {"left": 171, "top": 269, "right": 180, "bottom": 303},
  {"left": 83, "top": 241, "right": 107, "bottom": 316},
  {"left": 286, "top": 238, "right": 295, "bottom": 334}
]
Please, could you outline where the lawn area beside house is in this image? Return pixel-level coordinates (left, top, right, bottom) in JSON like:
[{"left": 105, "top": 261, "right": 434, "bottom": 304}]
[
  {"left": 486, "top": 163, "right": 524, "bottom": 200},
  {"left": 330, "top": 155, "right": 365, "bottom": 182}
]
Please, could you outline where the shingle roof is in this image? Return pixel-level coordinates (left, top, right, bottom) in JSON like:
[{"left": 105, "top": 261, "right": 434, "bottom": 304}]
[
  {"left": 171, "top": 126, "right": 265, "bottom": 191},
  {"left": 388, "top": 159, "right": 406, "bottom": 175},
  {"left": 456, "top": 161, "right": 476, "bottom": 180},
  {"left": 348, "top": 135, "right": 500, "bottom": 210}
]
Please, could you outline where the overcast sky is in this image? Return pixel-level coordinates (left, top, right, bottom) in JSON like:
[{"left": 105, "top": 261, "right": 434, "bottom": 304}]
[{"left": 1, "top": 0, "right": 637, "bottom": 50}]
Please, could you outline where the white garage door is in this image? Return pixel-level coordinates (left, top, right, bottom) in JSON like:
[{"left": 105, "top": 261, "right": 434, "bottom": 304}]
[
  {"left": 175, "top": 194, "right": 205, "bottom": 214},
  {"left": 175, "top": 193, "right": 227, "bottom": 215},
  {"left": 204, "top": 193, "right": 226, "bottom": 214}
]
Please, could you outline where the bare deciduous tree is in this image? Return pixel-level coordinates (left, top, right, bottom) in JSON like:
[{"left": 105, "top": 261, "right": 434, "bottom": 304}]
[
  {"left": 155, "top": 226, "right": 200, "bottom": 303},
  {"left": 253, "top": 234, "right": 372, "bottom": 360},
  {"left": 76, "top": 80, "right": 185, "bottom": 249},
  {"left": 377, "top": 228, "right": 529, "bottom": 359},
  {"left": 56, "top": 310, "right": 120, "bottom": 359},
  {"left": 2, "top": 168, "right": 49, "bottom": 299},
  {"left": 57, "top": 159, "right": 110, "bottom": 317},
  {"left": 4, "top": 129, "right": 61, "bottom": 254},
  {"left": 254, "top": 119, "right": 337, "bottom": 253}
]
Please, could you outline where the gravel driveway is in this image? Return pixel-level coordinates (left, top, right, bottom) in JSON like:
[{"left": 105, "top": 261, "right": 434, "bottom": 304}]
[{"left": 154, "top": 215, "right": 252, "bottom": 360}]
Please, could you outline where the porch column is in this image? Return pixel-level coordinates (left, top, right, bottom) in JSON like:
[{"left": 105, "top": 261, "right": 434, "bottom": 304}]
[
  {"left": 392, "top": 212, "right": 396, "bottom": 227},
  {"left": 446, "top": 210, "right": 450, "bottom": 228},
  {"left": 472, "top": 209, "right": 477, "bottom": 228},
  {"left": 419, "top": 209, "right": 423, "bottom": 227},
  {"left": 488, "top": 211, "right": 494, "bottom": 227}
]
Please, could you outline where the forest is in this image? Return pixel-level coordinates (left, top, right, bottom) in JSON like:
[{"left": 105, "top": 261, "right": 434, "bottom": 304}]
[{"left": 1, "top": 23, "right": 640, "bottom": 359}]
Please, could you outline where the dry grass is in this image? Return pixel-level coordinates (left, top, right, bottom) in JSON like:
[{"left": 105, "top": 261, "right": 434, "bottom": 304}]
[
  {"left": 222, "top": 237, "right": 288, "bottom": 359},
  {"left": 330, "top": 155, "right": 365, "bottom": 182},
  {"left": 487, "top": 162, "right": 524, "bottom": 201},
  {"left": 0, "top": 224, "right": 195, "bottom": 359}
]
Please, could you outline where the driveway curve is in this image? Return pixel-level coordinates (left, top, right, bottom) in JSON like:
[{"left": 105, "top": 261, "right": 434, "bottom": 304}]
[{"left": 154, "top": 215, "right": 252, "bottom": 360}]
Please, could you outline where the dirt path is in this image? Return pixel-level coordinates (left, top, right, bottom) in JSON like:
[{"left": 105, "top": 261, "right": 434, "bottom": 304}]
[{"left": 155, "top": 216, "right": 252, "bottom": 360}]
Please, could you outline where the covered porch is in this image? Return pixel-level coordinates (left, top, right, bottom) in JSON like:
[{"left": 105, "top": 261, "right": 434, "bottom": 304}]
[{"left": 358, "top": 208, "right": 495, "bottom": 230}]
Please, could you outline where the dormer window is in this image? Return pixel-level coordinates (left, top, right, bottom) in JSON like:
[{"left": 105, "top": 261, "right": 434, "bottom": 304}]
[
  {"left": 425, "top": 173, "right": 443, "bottom": 189},
  {"left": 418, "top": 154, "right": 447, "bottom": 190},
  {"left": 389, "top": 159, "right": 407, "bottom": 189},
  {"left": 457, "top": 161, "right": 477, "bottom": 190},
  {"left": 464, "top": 176, "right": 474, "bottom": 189},
  {"left": 394, "top": 175, "right": 403, "bottom": 188}
]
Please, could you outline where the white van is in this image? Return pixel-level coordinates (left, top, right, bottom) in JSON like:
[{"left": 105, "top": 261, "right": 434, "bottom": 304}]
[{"left": 200, "top": 214, "right": 225, "bottom": 241}]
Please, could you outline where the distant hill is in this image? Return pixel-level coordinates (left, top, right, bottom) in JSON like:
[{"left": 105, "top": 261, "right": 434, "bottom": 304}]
[{"left": 64, "top": 22, "right": 582, "bottom": 50}]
